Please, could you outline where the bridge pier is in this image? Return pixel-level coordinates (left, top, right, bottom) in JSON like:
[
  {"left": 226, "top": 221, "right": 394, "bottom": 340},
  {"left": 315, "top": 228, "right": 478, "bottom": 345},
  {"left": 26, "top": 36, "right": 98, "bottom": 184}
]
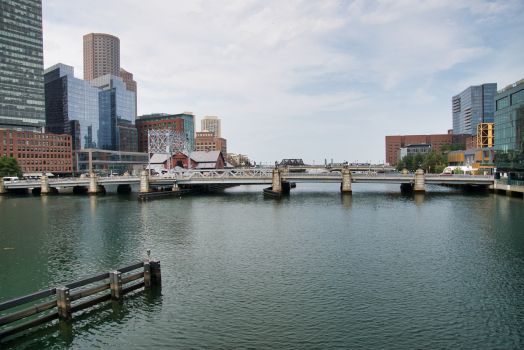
[
  {"left": 413, "top": 169, "right": 425, "bottom": 193},
  {"left": 140, "top": 170, "right": 151, "bottom": 193},
  {"left": 88, "top": 173, "right": 105, "bottom": 195},
  {"left": 0, "top": 178, "right": 8, "bottom": 195},
  {"left": 41, "top": 176, "right": 58, "bottom": 195},
  {"left": 341, "top": 169, "right": 352, "bottom": 194},
  {"left": 272, "top": 169, "right": 282, "bottom": 192}
]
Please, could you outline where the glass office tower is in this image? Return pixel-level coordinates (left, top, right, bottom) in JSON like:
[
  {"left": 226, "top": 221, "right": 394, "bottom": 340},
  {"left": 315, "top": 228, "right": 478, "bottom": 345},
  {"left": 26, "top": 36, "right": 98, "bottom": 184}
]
[
  {"left": 494, "top": 79, "right": 524, "bottom": 177},
  {"left": 452, "top": 83, "right": 497, "bottom": 143},
  {"left": 90, "top": 74, "right": 135, "bottom": 151},
  {"left": 0, "top": 0, "right": 45, "bottom": 131},
  {"left": 44, "top": 64, "right": 99, "bottom": 150}
]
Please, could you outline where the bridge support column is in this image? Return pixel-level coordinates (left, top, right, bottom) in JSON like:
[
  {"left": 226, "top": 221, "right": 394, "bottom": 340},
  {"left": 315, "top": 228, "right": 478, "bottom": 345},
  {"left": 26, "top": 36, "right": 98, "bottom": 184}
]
[
  {"left": 88, "top": 173, "right": 105, "bottom": 195},
  {"left": 140, "top": 170, "right": 151, "bottom": 193},
  {"left": 40, "top": 175, "right": 57, "bottom": 195},
  {"left": 172, "top": 182, "right": 179, "bottom": 191},
  {"left": 272, "top": 169, "right": 282, "bottom": 192},
  {"left": 413, "top": 169, "right": 425, "bottom": 193},
  {"left": 341, "top": 169, "right": 352, "bottom": 194},
  {"left": 0, "top": 178, "right": 8, "bottom": 195}
]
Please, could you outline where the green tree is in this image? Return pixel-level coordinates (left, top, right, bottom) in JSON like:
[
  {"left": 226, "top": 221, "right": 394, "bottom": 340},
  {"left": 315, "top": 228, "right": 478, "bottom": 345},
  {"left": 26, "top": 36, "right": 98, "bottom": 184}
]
[
  {"left": 421, "top": 151, "right": 448, "bottom": 173},
  {"left": 396, "top": 154, "right": 414, "bottom": 171},
  {"left": 413, "top": 153, "right": 424, "bottom": 170},
  {"left": 0, "top": 156, "right": 22, "bottom": 178}
]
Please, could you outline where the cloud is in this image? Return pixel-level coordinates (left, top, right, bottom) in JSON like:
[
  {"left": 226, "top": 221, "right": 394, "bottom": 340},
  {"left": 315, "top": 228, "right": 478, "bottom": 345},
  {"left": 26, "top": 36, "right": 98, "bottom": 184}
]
[{"left": 42, "top": 0, "right": 524, "bottom": 163}]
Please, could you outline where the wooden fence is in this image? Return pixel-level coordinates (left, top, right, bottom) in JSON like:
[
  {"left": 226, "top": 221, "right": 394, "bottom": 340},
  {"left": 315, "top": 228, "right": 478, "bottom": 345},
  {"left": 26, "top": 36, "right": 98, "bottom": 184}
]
[{"left": 0, "top": 259, "right": 161, "bottom": 343}]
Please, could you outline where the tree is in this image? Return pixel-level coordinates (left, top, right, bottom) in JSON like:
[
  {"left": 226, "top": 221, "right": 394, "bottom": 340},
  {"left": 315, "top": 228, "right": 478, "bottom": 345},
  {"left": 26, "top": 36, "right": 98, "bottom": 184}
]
[
  {"left": 396, "top": 154, "right": 414, "bottom": 171},
  {"left": 0, "top": 156, "right": 23, "bottom": 178},
  {"left": 421, "top": 151, "right": 448, "bottom": 173}
]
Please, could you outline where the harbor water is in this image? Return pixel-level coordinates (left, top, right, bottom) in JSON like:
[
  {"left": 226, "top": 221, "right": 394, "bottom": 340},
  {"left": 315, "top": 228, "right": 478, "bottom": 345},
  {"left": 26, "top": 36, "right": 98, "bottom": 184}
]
[{"left": 0, "top": 183, "right": 523, "bottom": 349}]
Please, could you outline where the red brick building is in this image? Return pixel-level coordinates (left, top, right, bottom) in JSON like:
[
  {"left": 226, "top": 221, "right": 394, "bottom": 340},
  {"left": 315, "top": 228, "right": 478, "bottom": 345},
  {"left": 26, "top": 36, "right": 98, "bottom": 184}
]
[
  {"left": 135, "top": 113, "right": 195, "bottom": 153},
  {"left": 195, "top": 131, "right": 227, "bottom": 155},
  {"left": 385, "top": 133, "right": 452, "bottom": 165},
  {"left": 1, "top": 129, "right": 73, "bottom": 175}
]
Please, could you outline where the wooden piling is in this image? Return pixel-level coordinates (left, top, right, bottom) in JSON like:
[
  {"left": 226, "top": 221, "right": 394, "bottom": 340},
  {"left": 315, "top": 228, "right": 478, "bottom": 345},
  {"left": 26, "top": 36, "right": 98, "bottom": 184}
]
[
  {"left": 109, "top": 271, "right": 123, "bottom": 300},
  {"left": 56, "top": 286, "right": 72, "bottom": 321}
]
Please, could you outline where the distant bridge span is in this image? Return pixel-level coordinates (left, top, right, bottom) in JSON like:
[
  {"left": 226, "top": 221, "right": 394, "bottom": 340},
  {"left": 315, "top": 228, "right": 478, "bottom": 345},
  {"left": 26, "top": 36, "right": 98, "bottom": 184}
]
[{"left": 1, "top": 168, "right": 496, "bottom": 196}]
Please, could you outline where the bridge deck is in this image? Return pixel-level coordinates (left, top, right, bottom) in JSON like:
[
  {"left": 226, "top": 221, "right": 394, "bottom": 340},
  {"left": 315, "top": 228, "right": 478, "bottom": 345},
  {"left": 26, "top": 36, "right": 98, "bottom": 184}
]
[{"left": 3, "top": 171, "right": 494, "bottom": 190}]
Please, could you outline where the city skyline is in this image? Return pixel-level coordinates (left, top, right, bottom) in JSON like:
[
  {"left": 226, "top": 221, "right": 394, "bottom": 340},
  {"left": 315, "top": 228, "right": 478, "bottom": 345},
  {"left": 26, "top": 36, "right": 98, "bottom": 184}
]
[{"left": 41, "top": 0, "right": 524, "bottom": 164}]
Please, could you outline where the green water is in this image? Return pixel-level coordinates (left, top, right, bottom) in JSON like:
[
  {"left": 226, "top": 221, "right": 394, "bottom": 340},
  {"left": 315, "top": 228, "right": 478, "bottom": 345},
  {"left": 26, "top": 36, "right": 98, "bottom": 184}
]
[{"left": 0, "top": 184, "right": 523, "bottom": 349}]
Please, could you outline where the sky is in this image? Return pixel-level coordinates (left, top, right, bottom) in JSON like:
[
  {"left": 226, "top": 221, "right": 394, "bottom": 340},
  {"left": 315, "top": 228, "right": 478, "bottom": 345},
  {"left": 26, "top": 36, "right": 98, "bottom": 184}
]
[{"left": 42, "top": 0, "right": 524, "bottom": 165}]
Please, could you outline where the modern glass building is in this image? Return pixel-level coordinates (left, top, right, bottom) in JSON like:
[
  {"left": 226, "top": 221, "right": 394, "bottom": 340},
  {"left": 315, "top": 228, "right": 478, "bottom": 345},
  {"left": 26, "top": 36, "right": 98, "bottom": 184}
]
[
  {"left": 44, "top": 63, "right": 100, "bottom": 150},
  {"left": 452, "top": 83, "right": 497, "bottom": 143},
  {"left": 74, "top": 149, "right": 148, "bottom": 175},
  {"left": 494, "top": 79, "right": 524, "bottom": 178},
  {"left": 0, "top": 0, "right": 45, "bottom": 131},
  {"left": 90, "top": 74, "right": 136, "bottom": 151}
]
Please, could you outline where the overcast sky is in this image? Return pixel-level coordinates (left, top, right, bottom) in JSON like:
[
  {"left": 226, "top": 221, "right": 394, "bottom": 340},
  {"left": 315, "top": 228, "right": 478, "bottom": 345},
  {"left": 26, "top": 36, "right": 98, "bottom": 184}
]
[{"left": 42, "top": 0, "right": 524, "bottom": 165}]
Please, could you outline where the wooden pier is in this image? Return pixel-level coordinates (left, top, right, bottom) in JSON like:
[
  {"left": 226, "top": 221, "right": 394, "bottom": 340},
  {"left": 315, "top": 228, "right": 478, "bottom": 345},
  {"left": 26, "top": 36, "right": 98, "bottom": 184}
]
[{"left": 0, "top": 259, "right": 161, "bottom": 344}]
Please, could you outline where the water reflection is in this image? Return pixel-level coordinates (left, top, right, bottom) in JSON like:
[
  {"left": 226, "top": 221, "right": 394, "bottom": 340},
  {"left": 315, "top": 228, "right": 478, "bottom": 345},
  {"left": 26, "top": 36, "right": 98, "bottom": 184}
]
[
  {"left": 341, "top": 193, "right": 352, "bottom": 209},
  {"left": 1, "top": 184, "right": 524, "bottom": 349}
]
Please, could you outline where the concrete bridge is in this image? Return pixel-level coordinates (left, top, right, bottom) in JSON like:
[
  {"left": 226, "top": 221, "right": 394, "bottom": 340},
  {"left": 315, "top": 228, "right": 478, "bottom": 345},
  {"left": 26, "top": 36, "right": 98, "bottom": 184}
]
[{"left": 1, "top": 168, "right": 497, "bottom": 196}]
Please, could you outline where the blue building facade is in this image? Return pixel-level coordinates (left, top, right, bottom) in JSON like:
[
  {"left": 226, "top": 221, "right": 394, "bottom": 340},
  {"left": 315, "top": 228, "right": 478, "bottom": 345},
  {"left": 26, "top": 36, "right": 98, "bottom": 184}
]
[
  {"left": 452, "top": 83, "right": 497, "bottom": 143},
  {"left": 90, "top": 74, "right": 136, "bottom": 151},
  {"left": 45, "top": 67, "right": 136, "bottom": 152},
  {"left": 44, "top": 64, "right": 99, "bottom": 150},
  {"left": 494, "top": 79, "right": 524, "bottom": 178}
]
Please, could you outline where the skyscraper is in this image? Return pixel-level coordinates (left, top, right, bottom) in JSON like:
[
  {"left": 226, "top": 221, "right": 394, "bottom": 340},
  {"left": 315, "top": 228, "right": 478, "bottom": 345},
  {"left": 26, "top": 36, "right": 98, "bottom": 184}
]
[
  {"left": 44, "top": 63, "right": 100, "bottom": 150},
  {"left": 89, "top": 74, "right": 136, "bottom": 151},
  {"left": 452, "top": 83, "right": 497, "bottom": 143},
  {"left": 83, "top": 33, "right": 120, "bottom": 81},
  {"left": 120, "top": 68, "right": 137, "bottom": 116},
  {"left": 0, "top": 0, "right": 45, "bottom": 131},
  {"left": 201, "top": 116, "right": 221, "bottom": 138}
]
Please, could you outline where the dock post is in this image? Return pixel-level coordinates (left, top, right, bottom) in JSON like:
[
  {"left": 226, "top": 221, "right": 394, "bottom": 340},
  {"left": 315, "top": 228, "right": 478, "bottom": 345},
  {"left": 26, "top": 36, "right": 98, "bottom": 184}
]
[
  {"left": 144, "top": 261, "right": 151, "bottom": 288},
  {"left": 341, "top": 169, "right": 352, "bottom": 194},
  {"left": 150, "top": 260, "right": 162, "bottom": 286},
  {"left": 88, "top": 173, "right": 105, "bottom": 195},
  {"left": 109, "top": 270, "right": 123, "bottom": 300},
  {"left": 140, "top": 170, "right": 151, "bottom": 193},
  {"left": 272, "top": 169, "right": 282, "bottom": 192},
  {"left": 413, "top": 168, "right": 425, "bottom": 193},
  {"left": 56, "top": 285, "right": 72, "bottom": 321}
]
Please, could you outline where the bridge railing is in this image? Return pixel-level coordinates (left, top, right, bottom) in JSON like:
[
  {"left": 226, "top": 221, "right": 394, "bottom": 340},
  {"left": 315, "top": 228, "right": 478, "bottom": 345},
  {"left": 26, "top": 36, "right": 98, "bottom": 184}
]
[{"left": 152, "top": 169, "right": 274, "bottom": 180}]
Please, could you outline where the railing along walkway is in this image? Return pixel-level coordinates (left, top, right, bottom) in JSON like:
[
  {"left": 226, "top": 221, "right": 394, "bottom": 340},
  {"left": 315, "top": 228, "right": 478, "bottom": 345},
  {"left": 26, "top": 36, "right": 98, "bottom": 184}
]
[{"left": 0, "top": 259, "right": 161, "bottom": 343}]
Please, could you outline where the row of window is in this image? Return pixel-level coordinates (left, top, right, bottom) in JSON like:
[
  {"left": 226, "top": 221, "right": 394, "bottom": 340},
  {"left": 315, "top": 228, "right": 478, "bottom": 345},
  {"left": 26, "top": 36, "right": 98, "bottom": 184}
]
[
  {"left": 496, "top": 89, "right": 524, "bottom": 111},
  {"left": 20, "top": 166, "right": 71, "bottom": 172},
  {"left": 138, "top": 122, "right": 177, "bottom": 131},
  {"left": 1, "top": 131, "right": 69, "bottom": 141},
  {"left": 18, "top": 159, "right": 70, "bottom": 165},
  {"left": 3, "top": 145, "right": 70, "bottom": 155}
]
